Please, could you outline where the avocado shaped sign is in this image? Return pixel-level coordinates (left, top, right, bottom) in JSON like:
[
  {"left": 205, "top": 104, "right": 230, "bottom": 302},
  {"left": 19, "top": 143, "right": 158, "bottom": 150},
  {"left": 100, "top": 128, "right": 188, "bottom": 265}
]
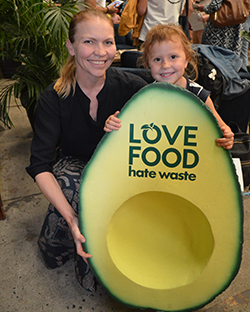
[{"left": 79, "top": 83, "right": 243, "bottom": 312}]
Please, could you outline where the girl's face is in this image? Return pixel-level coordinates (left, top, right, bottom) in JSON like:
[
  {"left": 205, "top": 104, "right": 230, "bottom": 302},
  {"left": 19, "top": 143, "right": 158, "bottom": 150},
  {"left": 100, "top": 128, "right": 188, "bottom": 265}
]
[
  {"left": 67, "top": 17, "right": 116, "bottom": 82},
  {"left": 148, "top": 38, "right": 189, "bottom": 88}
]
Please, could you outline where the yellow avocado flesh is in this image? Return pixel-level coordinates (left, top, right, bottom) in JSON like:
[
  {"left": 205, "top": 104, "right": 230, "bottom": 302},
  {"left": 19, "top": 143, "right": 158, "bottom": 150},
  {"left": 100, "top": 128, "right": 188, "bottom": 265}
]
[
  {"left": 79, "top": 83, "right": 243, "bottom": 312},
  {"left": 107, "top": 192, "right": 214, "bottom": 290}
]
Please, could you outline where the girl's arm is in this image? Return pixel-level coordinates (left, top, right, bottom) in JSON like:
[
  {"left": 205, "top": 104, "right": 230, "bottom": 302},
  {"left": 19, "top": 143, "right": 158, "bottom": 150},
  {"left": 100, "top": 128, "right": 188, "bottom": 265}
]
[
  {"left": 137, "top": 0, "right": 148, "bottom": 16},
  {"left": 104, "top": 111, "right": 121, "bottom": 132},
  {"left": 205, "top": 96, "right": 234, "bottom": 150},
  {"left": 35, "top": 172, "right": 92, "bottom": 263}
]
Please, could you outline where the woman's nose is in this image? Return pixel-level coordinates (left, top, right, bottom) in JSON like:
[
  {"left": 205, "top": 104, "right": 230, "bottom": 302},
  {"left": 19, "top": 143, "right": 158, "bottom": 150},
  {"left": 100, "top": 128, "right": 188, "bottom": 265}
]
[{"left": 94, "top": 44, "right": 106, "bottom": 56}]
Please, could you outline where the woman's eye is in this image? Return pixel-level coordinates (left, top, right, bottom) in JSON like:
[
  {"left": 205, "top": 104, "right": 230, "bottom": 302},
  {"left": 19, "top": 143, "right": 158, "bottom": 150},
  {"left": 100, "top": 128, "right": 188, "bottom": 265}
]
[
  {"left": 105, "top": 40, "right": 114, "bottom": 45},
  {"left": 83, "top": 40, "right": 93, "bottom": 44}
]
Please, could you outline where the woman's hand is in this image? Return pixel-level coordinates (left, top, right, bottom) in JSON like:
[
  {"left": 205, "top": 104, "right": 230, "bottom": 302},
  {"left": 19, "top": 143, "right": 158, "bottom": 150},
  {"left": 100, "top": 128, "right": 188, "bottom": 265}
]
[
  {"left": 35, "top": 172, "right": 92, "bottom": 263},
  {"left": 69, "top": 214, "right": 92, "bottom": 264},
  {"left": 104, "top": 111, "right": 121, "bottom": 132},
  {"left": 216, "top": 125, "right": 234, "bottom": 150}
]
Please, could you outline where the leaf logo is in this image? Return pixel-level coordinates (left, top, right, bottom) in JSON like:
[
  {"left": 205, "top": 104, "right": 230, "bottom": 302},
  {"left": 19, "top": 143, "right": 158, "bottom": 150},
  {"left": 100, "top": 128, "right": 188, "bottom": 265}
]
[
  {"left": 141, "top": 122, "right": 155, "bottom": 131},
  {"left": 141, "top": 123, "right": 161, "bottom": 144}
]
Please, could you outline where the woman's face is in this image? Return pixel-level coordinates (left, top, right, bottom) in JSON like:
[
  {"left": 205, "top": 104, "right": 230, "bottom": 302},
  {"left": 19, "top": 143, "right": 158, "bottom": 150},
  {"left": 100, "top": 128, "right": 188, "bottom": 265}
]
[{"left": 67, "top": 17, "right": 116, "bottom": 81}]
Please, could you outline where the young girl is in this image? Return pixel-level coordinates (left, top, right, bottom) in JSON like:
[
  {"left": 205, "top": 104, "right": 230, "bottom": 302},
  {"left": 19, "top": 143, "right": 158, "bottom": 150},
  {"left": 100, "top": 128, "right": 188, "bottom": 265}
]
[{"left": 104, "top": 24, "right": 234, "bottom": 150}]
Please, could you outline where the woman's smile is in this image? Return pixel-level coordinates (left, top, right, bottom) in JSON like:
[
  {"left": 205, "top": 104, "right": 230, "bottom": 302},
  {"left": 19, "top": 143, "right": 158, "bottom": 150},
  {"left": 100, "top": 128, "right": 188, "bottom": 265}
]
[{"left": 88, "top": 59, "right": 107, "bottom": 65}]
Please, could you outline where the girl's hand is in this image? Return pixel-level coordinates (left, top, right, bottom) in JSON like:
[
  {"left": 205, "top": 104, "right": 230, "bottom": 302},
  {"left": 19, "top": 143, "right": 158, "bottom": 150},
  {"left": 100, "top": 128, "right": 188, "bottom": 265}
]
[
  {"left": 104, "top": 111, "right": 121, "bottom": 132},
  {"left": 216, "top": 125, "right": 234, "bottom": 150},
  {"left": 69, "top": 214, "right": 92, "bottom": 264}
]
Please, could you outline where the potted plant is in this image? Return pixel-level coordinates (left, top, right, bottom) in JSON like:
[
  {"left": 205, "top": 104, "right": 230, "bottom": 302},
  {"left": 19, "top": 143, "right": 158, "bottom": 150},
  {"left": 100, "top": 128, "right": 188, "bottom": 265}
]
[
  {"left": 0, "top": 0, "right": 82, "bottom": 129},
  {"left": 0, "top": 0, "right": 22, "bottom": 78},
  {"left": 241, "top": 29, "right": 250, "bottom": 72}
]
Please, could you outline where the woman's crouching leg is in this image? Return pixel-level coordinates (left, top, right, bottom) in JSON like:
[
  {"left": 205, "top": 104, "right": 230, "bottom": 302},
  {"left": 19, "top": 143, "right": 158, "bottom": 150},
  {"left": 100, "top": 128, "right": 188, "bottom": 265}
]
[
  {"left": 75, "top": 251, "right": 97, "bottom": 292},
  {"left": 37, "top": 203, "right": 75, "bottom": 269},
  {"left": 37, "top": 157, "right": 96, "bottom": 290}
]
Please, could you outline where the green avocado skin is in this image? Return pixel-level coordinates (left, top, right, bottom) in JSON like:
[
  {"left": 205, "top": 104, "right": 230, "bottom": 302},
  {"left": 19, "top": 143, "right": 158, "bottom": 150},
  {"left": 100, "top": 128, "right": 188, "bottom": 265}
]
[{"left": 79, "top": 82, "right": 243, "bottom": 312}]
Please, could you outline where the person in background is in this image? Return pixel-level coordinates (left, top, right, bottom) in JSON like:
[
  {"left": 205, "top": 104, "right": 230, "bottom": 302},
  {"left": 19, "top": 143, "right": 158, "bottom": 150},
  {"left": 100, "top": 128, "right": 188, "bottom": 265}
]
[
  {"left": 137, "top": 0, "right": 186, "bottom": 45},
  {"left": 105, "top": 24, "right": 234, "bottom": 151},
  {"left": 78, "top": 0, "right": 121, "bottom": 23},
  {"left": 26, "top": 9, "right": 147, "bottom": 291},
  {"left": 197, "top": 0, "right": 244, "bottom": 56},
  {"left": 241, "top": 12, "right": 250, "bottom": 67},
  {"left": 190, "top": 0, "right": 211, "bottom": 44}
]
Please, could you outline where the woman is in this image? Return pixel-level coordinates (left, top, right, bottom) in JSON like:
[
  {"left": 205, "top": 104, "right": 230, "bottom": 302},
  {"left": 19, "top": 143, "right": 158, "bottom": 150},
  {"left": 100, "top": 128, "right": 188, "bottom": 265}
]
[
  {"left": 190, "top": 0, "right": 211, "bottom": 44},
  {"left": 26, "top": 9, "right": 147, "bottom": 291},
  {"left": 198, "top": 0, "right": 244, "bottom": 56}
]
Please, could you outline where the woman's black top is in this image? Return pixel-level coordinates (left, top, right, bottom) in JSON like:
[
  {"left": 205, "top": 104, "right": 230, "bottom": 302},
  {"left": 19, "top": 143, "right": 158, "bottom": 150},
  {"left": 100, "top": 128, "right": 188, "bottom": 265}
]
[{"left": 26, "top": 67, "right": 147, "bottom": 180}]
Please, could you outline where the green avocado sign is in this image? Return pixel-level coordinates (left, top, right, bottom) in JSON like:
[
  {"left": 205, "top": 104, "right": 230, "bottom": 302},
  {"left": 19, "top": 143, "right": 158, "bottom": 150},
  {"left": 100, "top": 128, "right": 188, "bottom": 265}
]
[
  {"left": 129, "top": 122, "right": 199, "bottom": 178},
  {"left": 79, "top": 83, "right": 243, "bottom": 312}
]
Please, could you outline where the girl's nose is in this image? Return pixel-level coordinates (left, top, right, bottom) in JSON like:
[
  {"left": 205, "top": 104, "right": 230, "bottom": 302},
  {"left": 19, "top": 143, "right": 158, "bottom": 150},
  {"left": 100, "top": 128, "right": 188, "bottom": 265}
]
[{"left": 162, "top": 59, "right": 170, "bottom": 68}]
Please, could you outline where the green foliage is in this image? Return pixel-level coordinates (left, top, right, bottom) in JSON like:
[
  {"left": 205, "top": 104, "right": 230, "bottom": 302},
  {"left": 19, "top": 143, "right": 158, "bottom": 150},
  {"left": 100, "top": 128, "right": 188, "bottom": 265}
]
[
  {"left": 0, "top": 0, "right": 82, "bottom": 127},
  {"left": 241, "top": 30, "right": 250, "bottom": 44}
]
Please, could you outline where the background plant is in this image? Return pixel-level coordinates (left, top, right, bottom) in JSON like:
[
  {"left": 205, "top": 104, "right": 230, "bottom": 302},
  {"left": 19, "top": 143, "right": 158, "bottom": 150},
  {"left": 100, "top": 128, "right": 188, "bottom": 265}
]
[
  {"left": 241, "top": 29, "right": 250, "bottom": 44},
  {"left": 0, "top": 0, "right": 81, "bottom": 128}
]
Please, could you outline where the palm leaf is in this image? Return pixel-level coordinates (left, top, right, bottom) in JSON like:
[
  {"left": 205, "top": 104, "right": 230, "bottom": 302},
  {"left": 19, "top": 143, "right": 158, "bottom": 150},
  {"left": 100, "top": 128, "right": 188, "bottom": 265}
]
[{"left": 0, "top": 0, "right": 84, "bottom": 127}]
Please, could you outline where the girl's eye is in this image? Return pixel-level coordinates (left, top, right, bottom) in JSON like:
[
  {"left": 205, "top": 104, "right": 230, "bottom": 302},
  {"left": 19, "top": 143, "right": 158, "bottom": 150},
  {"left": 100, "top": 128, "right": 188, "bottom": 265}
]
[
  {"left": 154, "top": 57, "right": 161, "bottom": 62},
  {"left": 170, "top": 55, "right": 177, "bottom": 60}
]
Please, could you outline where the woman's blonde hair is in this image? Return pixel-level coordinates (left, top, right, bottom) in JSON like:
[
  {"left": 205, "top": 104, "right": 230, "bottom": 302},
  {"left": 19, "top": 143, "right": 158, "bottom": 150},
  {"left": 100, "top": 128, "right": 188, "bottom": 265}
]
[
  {"left": 138, "top": 24, "right": 198, "bottom": 80},
  {"left": 54, "top": 9, "right": 113, "bottom": 98}
]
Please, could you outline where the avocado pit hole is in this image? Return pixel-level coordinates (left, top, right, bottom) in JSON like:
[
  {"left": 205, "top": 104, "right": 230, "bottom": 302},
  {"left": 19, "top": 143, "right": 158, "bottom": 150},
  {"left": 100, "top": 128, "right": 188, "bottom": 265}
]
[{"left": 107, "top": 191, "right": 214, "bottom": 289}]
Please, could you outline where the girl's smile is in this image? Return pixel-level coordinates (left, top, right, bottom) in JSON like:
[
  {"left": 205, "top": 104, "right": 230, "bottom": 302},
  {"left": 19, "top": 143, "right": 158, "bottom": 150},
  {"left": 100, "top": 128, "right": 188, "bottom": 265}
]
[{"left": 159, "top": 72, "right": 175, "bottom": 78}]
